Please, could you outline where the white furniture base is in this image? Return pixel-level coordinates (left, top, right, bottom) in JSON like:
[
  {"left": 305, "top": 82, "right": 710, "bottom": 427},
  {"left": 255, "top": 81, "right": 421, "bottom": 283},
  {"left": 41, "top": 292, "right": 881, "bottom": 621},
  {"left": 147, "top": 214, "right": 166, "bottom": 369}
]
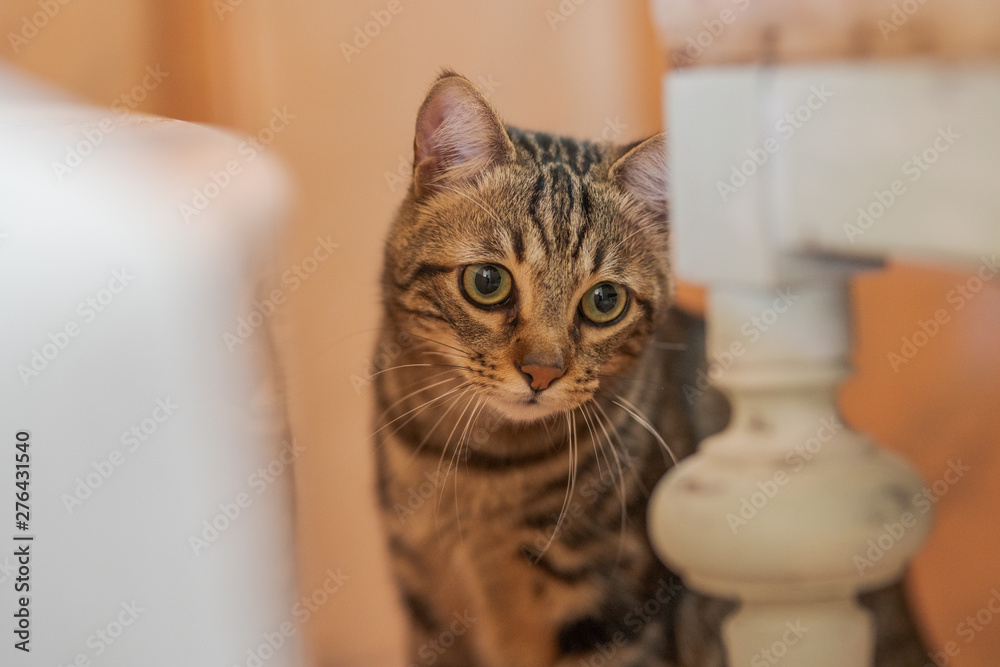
[
  {"left": 651, "top": 62, "right": 1000, "bottom": 666},
  {"left": 0, "top": 65, "right": 303, "bottom": 666}
]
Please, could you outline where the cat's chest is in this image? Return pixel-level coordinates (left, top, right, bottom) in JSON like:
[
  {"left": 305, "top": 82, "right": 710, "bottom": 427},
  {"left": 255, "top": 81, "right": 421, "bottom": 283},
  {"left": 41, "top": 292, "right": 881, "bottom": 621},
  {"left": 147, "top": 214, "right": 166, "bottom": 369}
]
[{"left": 386, "top": 438, "right": 575, "bottom": 532}]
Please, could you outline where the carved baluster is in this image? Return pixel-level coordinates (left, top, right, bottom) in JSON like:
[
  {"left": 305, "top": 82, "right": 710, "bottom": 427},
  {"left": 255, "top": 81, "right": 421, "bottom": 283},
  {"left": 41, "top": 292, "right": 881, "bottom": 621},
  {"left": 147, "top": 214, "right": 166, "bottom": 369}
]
[{"left": 650, "top": 282, "right": 932, "bottom": 666}]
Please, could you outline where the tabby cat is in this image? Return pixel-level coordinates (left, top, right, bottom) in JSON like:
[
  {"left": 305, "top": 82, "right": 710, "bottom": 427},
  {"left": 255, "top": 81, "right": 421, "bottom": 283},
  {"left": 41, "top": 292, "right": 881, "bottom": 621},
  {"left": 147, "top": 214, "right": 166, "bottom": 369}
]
[{"left": 373, "top": 71, "right": 926, "bottom": 667}]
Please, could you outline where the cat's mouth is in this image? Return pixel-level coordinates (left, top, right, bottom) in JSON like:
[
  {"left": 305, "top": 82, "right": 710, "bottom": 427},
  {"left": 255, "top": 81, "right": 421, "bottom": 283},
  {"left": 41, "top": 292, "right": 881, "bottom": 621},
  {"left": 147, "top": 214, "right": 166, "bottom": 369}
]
[{"left": 487, "top": 389, "right": 579, "bottom": 424}]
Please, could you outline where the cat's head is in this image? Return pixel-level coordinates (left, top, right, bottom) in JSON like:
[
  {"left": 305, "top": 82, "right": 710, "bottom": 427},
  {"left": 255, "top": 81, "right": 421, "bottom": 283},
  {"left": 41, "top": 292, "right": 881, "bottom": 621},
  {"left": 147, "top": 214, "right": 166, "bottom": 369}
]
[{"left": 383, "top": 72, "right": 670, "bottom": 424}]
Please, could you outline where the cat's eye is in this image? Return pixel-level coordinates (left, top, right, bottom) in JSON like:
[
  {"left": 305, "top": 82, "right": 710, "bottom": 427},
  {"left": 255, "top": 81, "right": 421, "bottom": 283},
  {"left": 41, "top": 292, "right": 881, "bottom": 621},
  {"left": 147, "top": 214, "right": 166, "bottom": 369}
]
[
  {"left": 462, "top": 264, "right": 513, "bottom": 306},
  {"left": 580, "top": 282, "right": 628, "bottom": 324}
]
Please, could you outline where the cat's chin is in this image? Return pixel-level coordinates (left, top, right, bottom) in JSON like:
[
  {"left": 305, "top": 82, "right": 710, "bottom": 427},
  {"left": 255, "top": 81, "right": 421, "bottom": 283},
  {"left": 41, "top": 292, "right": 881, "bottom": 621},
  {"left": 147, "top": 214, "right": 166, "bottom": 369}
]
[{"left": 489, "top": 396, "right": 576, "bottom": 425}]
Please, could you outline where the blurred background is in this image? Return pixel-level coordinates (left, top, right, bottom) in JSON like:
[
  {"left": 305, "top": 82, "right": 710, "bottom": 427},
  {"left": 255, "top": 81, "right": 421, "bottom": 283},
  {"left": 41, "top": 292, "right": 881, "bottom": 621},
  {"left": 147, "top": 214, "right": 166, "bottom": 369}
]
[{"left": 1, "top": 1, "right": 997, "bottom": 665}]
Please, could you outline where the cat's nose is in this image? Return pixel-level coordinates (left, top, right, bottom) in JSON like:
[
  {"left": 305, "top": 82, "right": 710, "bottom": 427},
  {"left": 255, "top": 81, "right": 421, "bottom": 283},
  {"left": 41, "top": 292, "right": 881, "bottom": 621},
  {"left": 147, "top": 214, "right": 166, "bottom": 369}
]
[{"left": 518, "top": 362, "right": 564, "bottom": 392}]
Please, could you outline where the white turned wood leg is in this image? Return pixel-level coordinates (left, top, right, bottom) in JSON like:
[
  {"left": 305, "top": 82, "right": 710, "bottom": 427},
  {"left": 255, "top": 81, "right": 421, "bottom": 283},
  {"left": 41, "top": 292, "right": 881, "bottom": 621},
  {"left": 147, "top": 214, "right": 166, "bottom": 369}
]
[
  {"left": 650, "top": 282, "right": 932, "bottom": 667},
  {"left": 645, "top": 61, "right": 1000, "bottom": 666},
  {"left": 725, "top": 600, "right": 870, "bottom": 667}
]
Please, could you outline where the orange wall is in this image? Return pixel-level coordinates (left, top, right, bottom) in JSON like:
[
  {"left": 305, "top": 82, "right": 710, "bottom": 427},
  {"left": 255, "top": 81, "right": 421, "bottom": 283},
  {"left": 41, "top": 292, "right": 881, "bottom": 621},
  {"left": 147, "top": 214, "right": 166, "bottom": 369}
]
[{"left": 3, "top": 1, "right": 997, "bottom": 665}]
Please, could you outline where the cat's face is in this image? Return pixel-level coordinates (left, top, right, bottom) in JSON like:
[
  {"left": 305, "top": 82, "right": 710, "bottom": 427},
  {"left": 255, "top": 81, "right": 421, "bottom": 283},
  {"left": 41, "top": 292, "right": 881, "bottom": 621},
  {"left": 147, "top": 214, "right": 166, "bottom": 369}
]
[{"left": 383, "top": 73, "right": 670, "bottom": 425}]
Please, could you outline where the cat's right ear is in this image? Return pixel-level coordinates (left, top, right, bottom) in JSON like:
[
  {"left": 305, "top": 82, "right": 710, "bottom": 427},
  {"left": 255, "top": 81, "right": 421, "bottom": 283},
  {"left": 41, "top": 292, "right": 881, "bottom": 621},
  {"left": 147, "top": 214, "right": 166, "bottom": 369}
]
[
  {"left": 412, "top": 73, "right": 515, "bottom": 198},
  {"left": 609, "top": 133, "right": 669, "bottom": 227}
]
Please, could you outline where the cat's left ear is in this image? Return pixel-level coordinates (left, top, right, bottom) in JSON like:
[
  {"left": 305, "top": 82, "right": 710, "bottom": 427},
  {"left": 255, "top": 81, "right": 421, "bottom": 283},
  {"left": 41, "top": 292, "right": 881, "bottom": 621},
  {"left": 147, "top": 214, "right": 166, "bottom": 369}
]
[
  {"left": 412, "top": 73, "right": 516, "bottom": 198},
  {"left": 609, "top": 133, "right": 669, "bottom": 225}
]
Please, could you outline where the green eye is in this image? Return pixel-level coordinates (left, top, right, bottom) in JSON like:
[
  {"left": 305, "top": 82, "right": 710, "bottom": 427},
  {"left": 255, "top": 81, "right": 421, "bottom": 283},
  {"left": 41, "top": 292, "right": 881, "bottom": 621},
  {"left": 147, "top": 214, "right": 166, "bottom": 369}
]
[
  {"left": 462, "top": 264, "right": 512, "bottom": 306},
  {"left": 580, "top": 282, "right": 627, "bottom": 324}
]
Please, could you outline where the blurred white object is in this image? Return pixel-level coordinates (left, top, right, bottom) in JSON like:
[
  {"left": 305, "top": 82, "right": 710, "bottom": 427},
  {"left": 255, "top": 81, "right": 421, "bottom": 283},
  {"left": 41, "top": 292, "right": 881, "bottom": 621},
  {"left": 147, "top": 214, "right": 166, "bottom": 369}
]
[
  {"left": 0, "top": 65, "right": 304, "bottom": 666},
  {"left": 648, "top": 54, "right": 1000, "bottom": 666}
]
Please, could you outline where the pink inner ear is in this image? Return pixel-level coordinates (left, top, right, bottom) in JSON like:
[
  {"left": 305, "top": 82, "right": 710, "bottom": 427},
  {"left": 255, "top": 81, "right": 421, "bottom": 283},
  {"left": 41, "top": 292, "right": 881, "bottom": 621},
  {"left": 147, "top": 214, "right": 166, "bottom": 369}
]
[
  {"left": 418, "top": 86, "right": 487, "bottom": 169},
  {"left": 614, "top": 136, "right": 669, "bottom": 214},
  {"left": 413, "top": 78, "right": 510, "bottom": 191},
  {"left": 415, "top": 94, "right": 452, "bottom": 167}
]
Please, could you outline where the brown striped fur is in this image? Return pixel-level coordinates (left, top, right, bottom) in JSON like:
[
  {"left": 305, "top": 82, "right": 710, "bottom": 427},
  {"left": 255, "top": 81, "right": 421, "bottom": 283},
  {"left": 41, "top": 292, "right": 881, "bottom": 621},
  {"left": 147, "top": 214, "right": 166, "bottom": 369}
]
[{"left": 372, "top": 72, "right": 927, "bottom": 667}]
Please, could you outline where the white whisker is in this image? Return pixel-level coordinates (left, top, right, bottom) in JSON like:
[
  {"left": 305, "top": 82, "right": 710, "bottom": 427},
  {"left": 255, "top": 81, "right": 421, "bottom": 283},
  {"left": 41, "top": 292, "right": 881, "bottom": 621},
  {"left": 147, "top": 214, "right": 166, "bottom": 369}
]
[
  {"left": 372, "top": 381, "right": 471, "bottom": 441},
  {"left": 405, "top": 387, "right": 472, "bottom": 463},
  {"left": 533, "top": 410, "right": 578, "bottom": 561},
  {"left": 406, "top": 333, "right": 471, "bottom": 357},
  {"left": 610, "top": 394, "right": 678, "bottom": 465},
  {"left": 375, "top": 372, "right": 464, "bottom": 423},
  {"left": 429, "top": 183, "right": 504, "bottom": 227},
  {"left": 579, "top": 402, "right": 603, "bottom": 479},
  {"left": 418, "top": 349, "right": 469, "bottom": 360},
  {"left": 451, "top": 396, "right": 486, "bottom": 544},
  {"left": 435, "top": 390, "right": 478, "bottom": 533},
  {"left": 588, "top": 402, "right": 629, "bottom": 563},
  {"left": 369, "top": 363, "right": 464, "bottom": 379}
]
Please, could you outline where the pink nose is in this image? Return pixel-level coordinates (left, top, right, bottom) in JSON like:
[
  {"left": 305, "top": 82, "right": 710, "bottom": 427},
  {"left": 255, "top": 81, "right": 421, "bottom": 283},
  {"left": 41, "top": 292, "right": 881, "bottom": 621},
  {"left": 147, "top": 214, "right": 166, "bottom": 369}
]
[{"left": 519, "top": 364, "right": 564, "bottom": 391}]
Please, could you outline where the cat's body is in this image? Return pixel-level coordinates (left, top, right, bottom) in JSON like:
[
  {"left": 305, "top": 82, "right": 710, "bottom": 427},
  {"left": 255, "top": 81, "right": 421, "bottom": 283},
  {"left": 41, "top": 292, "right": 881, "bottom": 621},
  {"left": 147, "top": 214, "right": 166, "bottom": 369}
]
[{"left": 372, "top": 72, "right": 927, "bottom": 667}]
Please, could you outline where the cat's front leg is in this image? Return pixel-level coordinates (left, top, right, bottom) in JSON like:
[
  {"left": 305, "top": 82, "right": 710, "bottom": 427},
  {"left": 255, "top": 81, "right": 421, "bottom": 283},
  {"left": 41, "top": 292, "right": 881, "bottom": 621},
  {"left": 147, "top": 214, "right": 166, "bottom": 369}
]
[
  {"left": 405, "top": 620, "right": 479, "bottom": 667},
  {"left": 461, "top": 543, "right": 675, "bottom": 667},
  {"left": 550, "top": 624, "right": 675, "bottom": 667}
]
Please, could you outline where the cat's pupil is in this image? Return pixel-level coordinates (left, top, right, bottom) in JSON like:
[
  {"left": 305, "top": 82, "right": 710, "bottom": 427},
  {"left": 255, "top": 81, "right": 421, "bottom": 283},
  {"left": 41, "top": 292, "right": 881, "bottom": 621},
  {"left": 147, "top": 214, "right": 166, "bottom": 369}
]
[
  {"left": 592, "top": 284, "right": 618, "bottom": 313},
  {"left": 475, "top": 266, "right": 503, "bottom": 295}
]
